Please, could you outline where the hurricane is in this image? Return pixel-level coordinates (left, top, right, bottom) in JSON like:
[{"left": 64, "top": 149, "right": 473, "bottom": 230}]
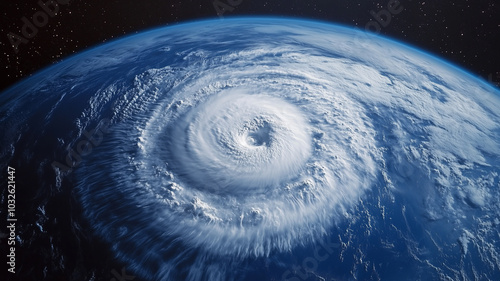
[
  {"left": 76, "top": 40, "right": 383, "bottom": 279},
  {"left": 1, "top": 18, "right": 500, "bottom": 281}
]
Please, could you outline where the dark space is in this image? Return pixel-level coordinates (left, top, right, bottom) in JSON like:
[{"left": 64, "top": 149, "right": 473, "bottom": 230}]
[{"left": 1, "top": 0, "right": 499, "bottom": 92}]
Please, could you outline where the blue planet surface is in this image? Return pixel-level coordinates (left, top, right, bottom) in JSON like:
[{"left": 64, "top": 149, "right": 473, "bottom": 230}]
[{"left": 1, "top": 17, "right": 500, "bottom": 281}]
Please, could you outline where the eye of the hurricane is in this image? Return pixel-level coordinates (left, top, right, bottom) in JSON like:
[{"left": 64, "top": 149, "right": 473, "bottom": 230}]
[
  {"left": 77, "top": 59, "right": 381, "bottom": 271},
  {"left": 242, "top": 120, "right": 272, "bottom": 147},
  {"left": 164, "top": 91, "right": 312, "bottom": 194}
]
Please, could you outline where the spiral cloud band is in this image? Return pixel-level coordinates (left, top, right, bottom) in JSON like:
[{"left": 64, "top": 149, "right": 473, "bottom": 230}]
[
  {"left": 117, "top": 69, "right": 380, "bottom": 259},
  {"left": 40, "top": 18, "right": 499, "bottom": 280}
]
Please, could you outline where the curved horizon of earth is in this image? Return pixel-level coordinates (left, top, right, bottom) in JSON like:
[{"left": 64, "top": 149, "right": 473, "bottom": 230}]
[{"left": 1, "top": 17, "right": 499, "bottom": 281}]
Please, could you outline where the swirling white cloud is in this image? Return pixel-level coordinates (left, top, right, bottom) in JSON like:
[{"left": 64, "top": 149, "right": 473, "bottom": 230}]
[{"left": 66, "top": 19, "right": 500, "bottom": 281}]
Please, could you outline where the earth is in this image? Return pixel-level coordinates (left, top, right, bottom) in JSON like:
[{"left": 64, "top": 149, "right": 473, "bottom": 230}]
[{"left": 1, "top": 17, "right": 500, "bottom": 281}]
